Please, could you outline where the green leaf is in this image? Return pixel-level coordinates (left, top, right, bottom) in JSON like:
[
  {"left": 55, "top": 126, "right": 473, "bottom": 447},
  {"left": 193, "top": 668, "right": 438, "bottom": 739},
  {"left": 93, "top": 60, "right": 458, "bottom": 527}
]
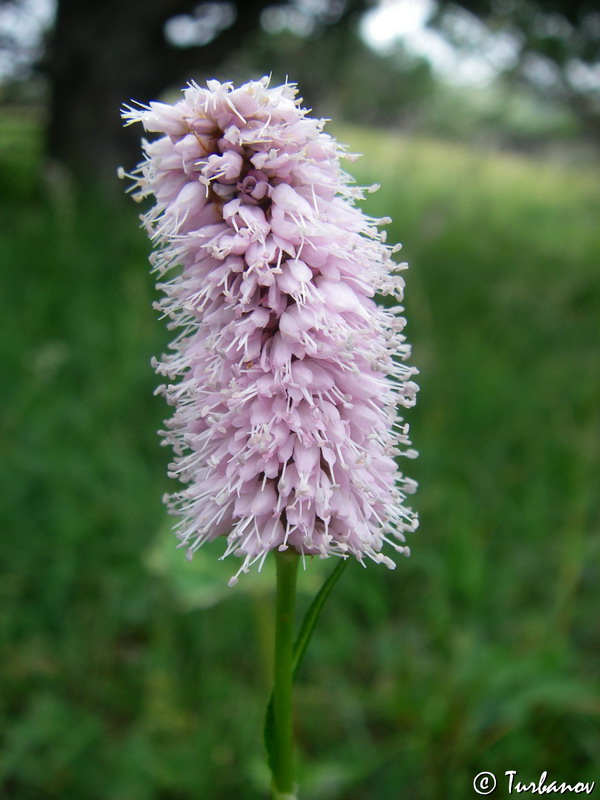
[
  {"left": 264, "top": 557, "right": 348, "bottom": 769},
  {"left": 291, "top": 557, "right": 349, "bottom": 680}
]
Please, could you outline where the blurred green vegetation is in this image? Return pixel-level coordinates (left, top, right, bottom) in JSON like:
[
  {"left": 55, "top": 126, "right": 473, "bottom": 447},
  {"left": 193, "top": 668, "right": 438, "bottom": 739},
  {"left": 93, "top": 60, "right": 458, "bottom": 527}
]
[
  {"left": 220, "top": 30, "right": 585, "bottom": 155},
  {"left": 1, "top": 115, "right": 599, "bottom": 800}
]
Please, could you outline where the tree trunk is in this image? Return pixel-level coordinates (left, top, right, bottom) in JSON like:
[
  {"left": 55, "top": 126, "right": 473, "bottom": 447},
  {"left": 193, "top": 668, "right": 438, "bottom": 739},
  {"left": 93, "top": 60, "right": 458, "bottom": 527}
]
[{"left": 44, "top": 0, "right": 274, "bottom": 181}]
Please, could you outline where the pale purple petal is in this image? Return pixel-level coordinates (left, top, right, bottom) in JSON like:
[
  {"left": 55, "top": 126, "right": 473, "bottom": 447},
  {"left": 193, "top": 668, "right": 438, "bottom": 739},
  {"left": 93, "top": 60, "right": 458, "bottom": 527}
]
[{"left": 121, "top": 76, "right": 419, "bottom": 582}]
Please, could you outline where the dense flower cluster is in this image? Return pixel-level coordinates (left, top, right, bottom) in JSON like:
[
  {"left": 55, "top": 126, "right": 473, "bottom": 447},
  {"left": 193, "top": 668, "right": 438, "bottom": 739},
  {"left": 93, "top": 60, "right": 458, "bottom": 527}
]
[{"left": 121, "top": 77, "right": 418, "bottom": 584}]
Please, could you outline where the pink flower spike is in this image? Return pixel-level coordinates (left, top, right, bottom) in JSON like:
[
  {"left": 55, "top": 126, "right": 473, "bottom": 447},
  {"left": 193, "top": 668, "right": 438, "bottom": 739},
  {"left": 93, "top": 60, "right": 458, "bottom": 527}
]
[{"left": 121, "top": 76, "right": 418, "bottom": 583}]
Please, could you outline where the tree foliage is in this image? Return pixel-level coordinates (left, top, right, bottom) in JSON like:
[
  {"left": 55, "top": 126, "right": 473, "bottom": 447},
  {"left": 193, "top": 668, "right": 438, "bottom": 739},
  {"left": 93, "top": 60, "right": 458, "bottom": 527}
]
[{"left": 433, "top": 0, "right": 600, "bottom": 139}]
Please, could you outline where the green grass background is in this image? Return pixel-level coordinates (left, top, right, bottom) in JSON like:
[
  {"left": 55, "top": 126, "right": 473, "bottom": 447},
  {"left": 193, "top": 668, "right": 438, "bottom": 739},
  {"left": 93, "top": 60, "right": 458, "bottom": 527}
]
[{"left": 1, "top": 115, "right": 599, "bottom": 799}]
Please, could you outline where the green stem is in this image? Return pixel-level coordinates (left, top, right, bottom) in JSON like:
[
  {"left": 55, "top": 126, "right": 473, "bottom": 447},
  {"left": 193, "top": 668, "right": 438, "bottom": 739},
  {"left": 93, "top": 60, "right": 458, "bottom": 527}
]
[{"left": 271, "top": 550, "right": 300, "bottom": 799}]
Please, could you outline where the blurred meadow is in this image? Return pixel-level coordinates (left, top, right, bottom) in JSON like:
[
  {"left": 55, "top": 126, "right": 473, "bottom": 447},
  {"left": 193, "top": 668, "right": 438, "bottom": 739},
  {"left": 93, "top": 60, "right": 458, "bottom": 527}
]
[
  {"left": 2, "top": 0, "right": 600, "bottom": 796},
  {"left": 1, "top": 106, "right": 599, "bottom": 798}
]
